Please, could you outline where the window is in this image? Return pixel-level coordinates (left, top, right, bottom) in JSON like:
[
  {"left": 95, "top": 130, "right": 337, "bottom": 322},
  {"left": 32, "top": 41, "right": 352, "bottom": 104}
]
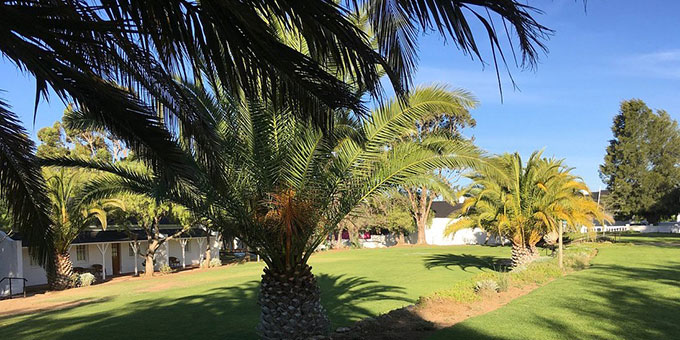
[
  {"left": 76, "top": 245, "right": 88, "bottom": 262},
  {"left": 184, "top": 241, "right": 191, "bottom": 252}
]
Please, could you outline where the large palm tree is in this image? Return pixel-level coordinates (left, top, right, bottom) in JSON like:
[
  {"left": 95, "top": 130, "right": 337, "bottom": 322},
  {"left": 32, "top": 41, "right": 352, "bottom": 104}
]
[
  {"left": 44, "top": 168, "right": 124, "bottom": 290},
  {"left": 2, "top": 0, "right": 550, "bottom": 265},
  {"left": 447, "top": 151, "right": 610, "bottom": 267},
  {"left": 45, "top": 81, "right": 489, "bottom": 338}
]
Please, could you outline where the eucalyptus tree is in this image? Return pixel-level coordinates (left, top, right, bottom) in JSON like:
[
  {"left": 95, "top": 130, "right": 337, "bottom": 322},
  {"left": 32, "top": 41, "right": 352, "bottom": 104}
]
[
  {"left": 395, "top": 85, "right": 478, "bottom": 244},
  {"left": 1, "top": 0, "right": 550, "bottom": 265},
  {"left": 44, "top": 168, "right": 124, "bottom": 290},
  {"left": 114, "top": 194, "right": 194, "bottom": 277},
  {"left": 448, "top": 151, "right": 610, "bottom": 267}
]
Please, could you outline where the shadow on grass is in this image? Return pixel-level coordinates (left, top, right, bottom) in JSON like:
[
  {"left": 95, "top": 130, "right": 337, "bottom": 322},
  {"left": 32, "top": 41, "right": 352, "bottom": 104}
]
[
  {"left": 431, "top": 255, "right": 680, "bottom": 339},
  {"left": 0, "top": 273, "right": 408, "bottom": 340},
  {"left": 423, "top": 253, "right": 507, "bottom": 272}
]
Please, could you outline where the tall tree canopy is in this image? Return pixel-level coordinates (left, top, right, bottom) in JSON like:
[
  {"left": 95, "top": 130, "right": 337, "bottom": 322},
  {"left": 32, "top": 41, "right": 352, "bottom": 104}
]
[
  {"left": 599, "top": 99, "right": 680, "bottom": 224},
  {"left": 2, "top": 0, "right": 551, "bottom": 266}
]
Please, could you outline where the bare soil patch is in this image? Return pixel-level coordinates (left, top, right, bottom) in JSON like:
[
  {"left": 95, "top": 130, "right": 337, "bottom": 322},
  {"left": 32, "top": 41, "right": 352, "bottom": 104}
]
[{"left": 330, "top": 282, "right": 548, "bottom": 340}]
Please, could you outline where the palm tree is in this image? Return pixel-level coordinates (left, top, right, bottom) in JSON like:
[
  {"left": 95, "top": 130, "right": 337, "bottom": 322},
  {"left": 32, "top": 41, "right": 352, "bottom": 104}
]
[
  {"left": 45, "top": 80, "right": 489, "bottom": 338},
  {"left": 447, "top": 151, "right": 610, "bottom": 267},
  {"left": 44, "top": 168, "right": 124, "bottom": 290},
  {"left": 2, "top": 0, "right": 550, "bottom": 264}
]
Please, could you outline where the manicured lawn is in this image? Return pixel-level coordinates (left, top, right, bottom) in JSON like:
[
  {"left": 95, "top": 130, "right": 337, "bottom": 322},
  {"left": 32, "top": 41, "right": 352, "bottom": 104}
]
[
  {"left": 0, "top": 245, "right": 508, "bottom": 339},
  {"left": 430, "top": 234, "right": 680, "bottom": 339}
]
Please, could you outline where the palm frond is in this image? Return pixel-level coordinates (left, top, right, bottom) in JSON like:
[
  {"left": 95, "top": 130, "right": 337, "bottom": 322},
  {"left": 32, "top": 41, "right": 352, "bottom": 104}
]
[{"left": 0, "top": 98, "right": 53, "bottom": 266}]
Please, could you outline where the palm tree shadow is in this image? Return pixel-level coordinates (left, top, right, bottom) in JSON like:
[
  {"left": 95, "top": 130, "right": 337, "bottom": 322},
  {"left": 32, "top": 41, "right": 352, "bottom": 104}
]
[
  {"left": 1, "top": 273, "right": 409, "bottom": 340},
  {"left": 423, "top": 253, "right": 508, "bottom": 272},
  {"left": 318, "top": 274, "right": 411, "bottom": 327}
]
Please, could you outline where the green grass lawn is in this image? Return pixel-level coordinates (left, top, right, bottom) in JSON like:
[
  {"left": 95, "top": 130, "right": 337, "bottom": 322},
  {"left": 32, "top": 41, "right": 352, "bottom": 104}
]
[
  {"left": 430, "top": 234, "right": 680, "bottom": 339},
  {"left": 0, "top": 245, "right": 508, "bottom": 340}
]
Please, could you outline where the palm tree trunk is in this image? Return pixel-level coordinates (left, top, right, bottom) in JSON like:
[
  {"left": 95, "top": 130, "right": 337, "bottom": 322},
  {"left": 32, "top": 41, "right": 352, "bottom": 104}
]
[
  {"left": 258, "top": 264, "right": 330, "bottom": 339},
  {"left": 48, "top": 251, "right": 74, "bottom": 290},
  {"left": 511, "top": 243, "right": 534, "bottom": 268},
  {"left": 416, "top": 218, "right": 427, "bottom": 244}
]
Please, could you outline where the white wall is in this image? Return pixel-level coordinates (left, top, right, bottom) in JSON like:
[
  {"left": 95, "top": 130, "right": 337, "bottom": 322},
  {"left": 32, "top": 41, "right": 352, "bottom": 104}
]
[
  {"left": 425, "top": 217, "right": 493, "bottom": 245},
  {"left": 21, "top": 248, "right": 47, "bottom": 287},
  {"left": 0, "top": 232, "right": 24, "bottom": 295},
  {"left": 121, "top": 241, "right": 145, "bottom": 274}
]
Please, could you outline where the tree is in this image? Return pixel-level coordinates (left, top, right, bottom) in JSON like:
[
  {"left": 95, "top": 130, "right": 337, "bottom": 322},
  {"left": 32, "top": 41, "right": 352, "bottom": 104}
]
[
  {"left": 116, "top": 195, "right": 193, "bottom": 277},
  {"left": 0, "top": 197, "right": 10, "bottom": 234},
  {"left": 37, "top": 115, "right": 119, "bottom": 162},
  {"left": 397, "top": 85, "right": 478, "bottom": 244},
  {"left": 43, "top": 168, "right": 124, "bottom": 289},
  {"left": 47, "top": 80, "right": 488, "bottom": 338},
  {"left": 449, "top": 151, "right": 610, "bottom": 267},
  {"left": 345, "top": 193, "right": 416, "bottom": 245},
  {"left": 2, "top": 0, "right": 551, "bottom": 265},
  {"left": 600, "top": 99, "right": 680, "bottom": 224}
]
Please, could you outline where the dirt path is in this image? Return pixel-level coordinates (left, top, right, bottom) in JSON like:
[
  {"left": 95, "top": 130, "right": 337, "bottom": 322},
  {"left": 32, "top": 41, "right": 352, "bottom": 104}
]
[{"left": 330, "top": 282, "right": 549, "bottom": 340}]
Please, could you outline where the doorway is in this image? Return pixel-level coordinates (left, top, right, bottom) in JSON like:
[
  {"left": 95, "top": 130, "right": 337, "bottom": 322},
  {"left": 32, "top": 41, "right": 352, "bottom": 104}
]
[{"left": 111, "top": 243, "right": 121, "bottom": 275}]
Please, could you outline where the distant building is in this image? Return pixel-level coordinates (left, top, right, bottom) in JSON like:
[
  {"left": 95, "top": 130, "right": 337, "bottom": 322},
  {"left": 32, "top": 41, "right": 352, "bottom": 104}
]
[
  {"left": 425, "top": 201, "right": 500, "bottom": 246},
  {"left": 0, "top": 227, "right": 220, "bottom": 297}
]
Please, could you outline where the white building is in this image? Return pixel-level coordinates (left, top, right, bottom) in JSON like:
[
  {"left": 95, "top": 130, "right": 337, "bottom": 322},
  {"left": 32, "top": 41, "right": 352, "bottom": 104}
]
[
  {"left": 425, "top": 201, "right": 501, "bottom": 246},
  {"left": 0, "top": 228, "right": 221, "bottom": 297}
]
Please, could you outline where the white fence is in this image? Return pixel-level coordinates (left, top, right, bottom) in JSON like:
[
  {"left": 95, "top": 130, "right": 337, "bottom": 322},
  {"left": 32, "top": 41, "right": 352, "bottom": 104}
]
[{"left": 580, "top": 222, "right": 680, "bottom": 234}]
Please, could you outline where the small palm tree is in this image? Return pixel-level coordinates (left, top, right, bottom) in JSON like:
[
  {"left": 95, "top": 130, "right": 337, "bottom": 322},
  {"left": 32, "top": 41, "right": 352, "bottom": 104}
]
[
  {"left": 44, "top": 168, "right": 124, "bottom": 290},
  {"left": 447, "top": 151, "right": 610, "bottom": 267}
]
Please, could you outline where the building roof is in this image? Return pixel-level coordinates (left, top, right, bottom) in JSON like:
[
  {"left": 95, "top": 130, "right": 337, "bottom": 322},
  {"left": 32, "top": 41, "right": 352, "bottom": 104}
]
[
  {"left": 431, "top": 201, "right": 463, "bottom": 218},
  {"left": 590, "top": 190, "right": 609, "bottom": 202},
  {"left": 13, "top": 227, "right": 209, "bottom": 247}
]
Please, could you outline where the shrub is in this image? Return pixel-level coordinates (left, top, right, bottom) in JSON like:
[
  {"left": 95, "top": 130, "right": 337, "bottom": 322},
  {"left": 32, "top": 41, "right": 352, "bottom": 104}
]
[
  {"left": 69, "top": 273, "right": 81, "bottom": 288},
  {"left": 79, "top": 273, "right": 96, "bottom": 286},
  {"left": 159, "top": 264, "right": 173, "bottom": 274},
  {"left": 474, "top": 279, "right": 500, "bottom": 295},
  {"left": 418, "top": 245, "right": 598, "bottom": 307},
  {"left": 495, "top": 272, "right": 510, "bottom": 292},
  {"left": 202, "top": 258, "right": 222, "bottom": 268}
]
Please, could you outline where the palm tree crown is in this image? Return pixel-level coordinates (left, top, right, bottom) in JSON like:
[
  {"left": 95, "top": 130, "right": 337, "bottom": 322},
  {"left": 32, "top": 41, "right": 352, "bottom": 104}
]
[{"left": 447, "top": 151, "right": 611, "bottom": 266}]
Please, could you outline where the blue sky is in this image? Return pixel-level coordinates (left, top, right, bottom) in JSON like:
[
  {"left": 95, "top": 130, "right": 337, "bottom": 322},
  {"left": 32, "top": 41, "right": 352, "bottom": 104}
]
[{"left": 1, "top": 0, "right": 679, "bottom": 190}]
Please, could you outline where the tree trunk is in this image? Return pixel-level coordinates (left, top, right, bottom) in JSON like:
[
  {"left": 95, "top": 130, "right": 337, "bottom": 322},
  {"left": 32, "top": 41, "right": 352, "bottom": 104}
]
[
  {"left": 204, "top": 233, "right": 212, "bottom": 264},
  {"left": 511, "top": 243, "right": 536, "bottom": 268},
  {"left": 258, "top": 264, "right": 330, "bottom": 339},
  {"left": 145, "top": 243, "right": 156, "bottom": 277},
  {"left": 397, "top": 232, "right": 405, "bottom": 245},
  {"left": 48, "top": 251, "right": 74, "bottom": 290},
  {"left": 416, "top": 219, "right": 427, "bottom": 244}
]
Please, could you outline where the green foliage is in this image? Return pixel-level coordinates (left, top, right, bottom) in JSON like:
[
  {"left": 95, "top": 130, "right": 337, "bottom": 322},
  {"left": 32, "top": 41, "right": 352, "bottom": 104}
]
[
  {"left": 37, "top": 109, "right": 127, "bottom": 162},
  {"left": 423, "top": 279, "right": 480, "bottom": 304},
  {"left": 600, "top": 99, "right": 680, "bottom": 223},
  {"left": 79, "top": 273, "right": 96, "bottom": 287},
  {"left": 43, "top": 168, "right": 124, "bottom": 253},
  {"left": 159, "top": 265, "right": 174, "bottom": 275},
  {"left": 474, "top": 279, "right": 500, "bottom": 294},
  {"left": 344, "top": 193, "right": 415, "bottom": 235},
  {"left": 421, "top": 246, "right": 596, "bottom": 304},
  {"left": 0, "top": 198, "right": 10, "bottom": 233},
  {"left": 450, "top": 151, "right": 610, "bottom": 250}
]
